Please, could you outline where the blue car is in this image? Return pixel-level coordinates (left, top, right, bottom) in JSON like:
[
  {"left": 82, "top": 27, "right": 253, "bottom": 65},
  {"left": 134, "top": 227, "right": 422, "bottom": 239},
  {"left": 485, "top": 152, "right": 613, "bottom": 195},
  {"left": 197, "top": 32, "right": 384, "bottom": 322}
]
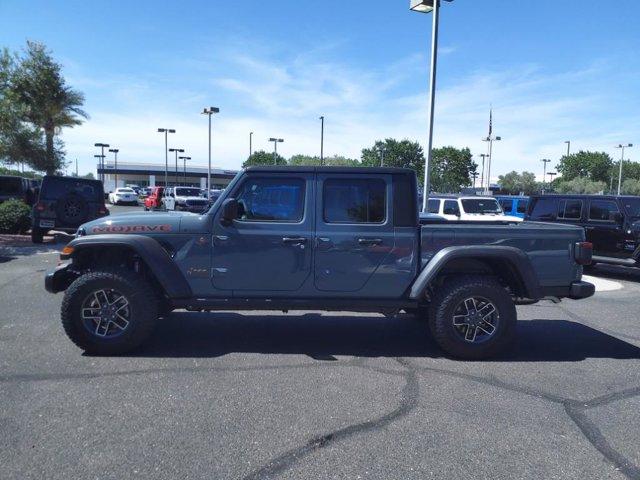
[{"left": 495, "top": 195, "right": 529, "bottom": 219}]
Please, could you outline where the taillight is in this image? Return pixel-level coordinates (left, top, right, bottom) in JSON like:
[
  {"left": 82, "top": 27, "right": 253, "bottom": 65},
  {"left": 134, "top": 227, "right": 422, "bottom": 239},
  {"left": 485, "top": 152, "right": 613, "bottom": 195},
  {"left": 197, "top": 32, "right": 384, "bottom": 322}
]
[
  {"left": 575, "top": 241, "right": 593, "bottom": 265},
  {"left": 35, "top": 202, "right": 46, "bottom": 212},
  {"left": 98, "top": 205, "right": 107, "bottom": 215}
]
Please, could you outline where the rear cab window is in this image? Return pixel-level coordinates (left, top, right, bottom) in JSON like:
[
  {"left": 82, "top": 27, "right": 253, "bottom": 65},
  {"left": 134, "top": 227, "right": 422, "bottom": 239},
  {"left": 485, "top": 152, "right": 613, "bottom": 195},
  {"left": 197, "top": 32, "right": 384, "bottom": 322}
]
[
  {"left": 235, "top": 176, "right": 305, "bottom": 222},
  {"left": 40, "top": 178, "right": 103, "bottom": 202},
  {"left": 323, "top": 178, "right": 386, "bottom": 223},
  {"left": 499, "top": 199, "right": 513, "bottom": 213}
]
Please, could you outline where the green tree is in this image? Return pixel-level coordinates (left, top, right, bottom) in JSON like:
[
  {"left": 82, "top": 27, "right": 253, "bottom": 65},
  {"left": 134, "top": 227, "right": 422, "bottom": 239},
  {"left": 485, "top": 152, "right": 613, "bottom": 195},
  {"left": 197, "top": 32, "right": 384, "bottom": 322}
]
[
  {"left": 555, "top": 177, "right": 606, "bottom": 194},
  {"left": 361, "top": 138, "right": 425, "bottom": 182},
  {"left": 556, "top": 151, "right": 613, "bottom": 184},
  {"left": 0, "top": 48, "right": 46, "bottom": 168},
  {"left": 499, "top": 171, "right": 541, "bottom": 195},
  {"left": 430, "top": 146, "right": 476, "bottom": 193},
  {"left": 243, "top": 150, "right": 286, "bottom": 168},
  {"left": 622, "top": 178, "right": 640, "bottom": 195},
  {"left": 10, "top": 41, "right": 88, "bottom": 174},
  {"left": 82, "top": 172, "right": 95, "bottom": 180},
  {"left": 288, "top": 154, "right": 359, "bottom": 166}
]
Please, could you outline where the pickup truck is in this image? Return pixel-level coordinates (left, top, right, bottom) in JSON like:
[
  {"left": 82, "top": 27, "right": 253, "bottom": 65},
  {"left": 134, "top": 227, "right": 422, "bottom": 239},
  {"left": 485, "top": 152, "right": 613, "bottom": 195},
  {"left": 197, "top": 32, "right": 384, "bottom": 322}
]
[{"left": 45, "top": 167, "right": 594, "bottom": 359}]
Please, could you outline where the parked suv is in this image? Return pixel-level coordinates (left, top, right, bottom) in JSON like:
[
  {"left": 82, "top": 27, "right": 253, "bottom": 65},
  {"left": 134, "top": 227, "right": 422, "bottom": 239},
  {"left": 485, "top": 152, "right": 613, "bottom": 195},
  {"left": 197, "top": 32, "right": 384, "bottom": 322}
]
[
  {"left": 31, "top": 176, "right": 109, "bottom": 243},
  {"left": 496, "top": 195, "right": 529, "bottom": 219},
  {"left": 421, "top": 195, "right": 522, "bottom": 222},
  {"left": 0, "top": 175, "right": 37, "bottom": 205},
  {"left": 526, "top": 194, "right": 640, "bottom": 267},
  {"left": 163, "top": 186, "right": 209, "bottom": 213}
]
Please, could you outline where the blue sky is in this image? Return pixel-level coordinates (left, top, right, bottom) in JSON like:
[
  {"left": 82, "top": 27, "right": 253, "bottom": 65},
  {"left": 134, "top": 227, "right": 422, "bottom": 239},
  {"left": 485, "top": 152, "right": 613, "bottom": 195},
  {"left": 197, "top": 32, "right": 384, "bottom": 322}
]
[{"left": 1, "top": 0, "right": 639, "bottom": 179}]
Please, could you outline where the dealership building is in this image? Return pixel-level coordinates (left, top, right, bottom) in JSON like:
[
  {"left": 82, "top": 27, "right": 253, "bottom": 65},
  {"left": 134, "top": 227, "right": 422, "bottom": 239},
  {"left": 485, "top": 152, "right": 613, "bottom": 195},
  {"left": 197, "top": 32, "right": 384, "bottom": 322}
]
[{"left": 96, "top": 161, "right": 238, "bottom": 191}]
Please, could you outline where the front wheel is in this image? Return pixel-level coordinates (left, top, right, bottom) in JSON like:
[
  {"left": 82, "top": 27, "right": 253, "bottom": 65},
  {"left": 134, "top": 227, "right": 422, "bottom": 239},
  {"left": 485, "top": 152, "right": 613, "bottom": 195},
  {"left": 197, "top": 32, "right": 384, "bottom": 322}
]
[
  {"left": 61, "top": 268, "right": 159, "bottom": 355},
  {"left": 429, "top": 275, "right": 516, "bottom": 360}
]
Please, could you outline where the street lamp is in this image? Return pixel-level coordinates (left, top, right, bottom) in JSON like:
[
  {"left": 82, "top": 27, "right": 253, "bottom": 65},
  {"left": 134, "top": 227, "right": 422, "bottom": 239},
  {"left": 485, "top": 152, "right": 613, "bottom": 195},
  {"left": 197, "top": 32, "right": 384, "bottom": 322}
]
[
  {"left": 616, "top": 143, "right": 633, "bottom": 195},
  {"left": 540, "top": 159, "right": 551, "bottom": 193},
  {"left": 564, "top": 140, "right": 571, "bottom": 157},
  {"left": 179, "top": 156, "right": 191, "bottom": 185},
  {"left": 319, "top": 116, "right": 325, "bottom": 165},
  {"left": 249, "top": 131, "right": 253, "bottom": 158},
  {"left": 94, "top": 143, "right": 109, "bottom": 183},
  {"left": 108, "top": 148, "right": 119, "bottom": 188},
  {"left": 482, "top": 134, "right": 501, "bottom": 194},
  {"left": 202, "top": 107, "right": 220, "bottom": 196},
  {"left": 410, "top": 0, "right": 453, "bottom": 212},
  {"left": 269, "top": 137, "right": 284, "bottom": 164},
  {"left": 169, "top": 148, "right": 185, "bottom": 186},
  {"left": 157, "top": 128, "right": 175, "bottom": 187}
]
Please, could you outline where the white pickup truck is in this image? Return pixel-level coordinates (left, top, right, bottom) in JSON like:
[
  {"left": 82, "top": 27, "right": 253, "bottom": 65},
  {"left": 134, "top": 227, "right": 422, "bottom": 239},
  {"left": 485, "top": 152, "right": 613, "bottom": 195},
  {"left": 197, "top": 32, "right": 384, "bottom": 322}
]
[{"left": 422, "top": 195, "right": 523, "bottom": 223}]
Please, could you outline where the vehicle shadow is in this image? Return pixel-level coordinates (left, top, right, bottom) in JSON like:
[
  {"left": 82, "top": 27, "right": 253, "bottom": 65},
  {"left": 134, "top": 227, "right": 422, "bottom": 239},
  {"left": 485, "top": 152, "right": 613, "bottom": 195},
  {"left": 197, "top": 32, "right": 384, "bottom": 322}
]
[
  {"left": 0, "top": 233, "right": 70, "bottom": 262},
  {"left": 130, "top": 312, "right": 640, "bottom": 361},
  {"left": 587, "top": 264, "right": 640, "bottom": 283}
]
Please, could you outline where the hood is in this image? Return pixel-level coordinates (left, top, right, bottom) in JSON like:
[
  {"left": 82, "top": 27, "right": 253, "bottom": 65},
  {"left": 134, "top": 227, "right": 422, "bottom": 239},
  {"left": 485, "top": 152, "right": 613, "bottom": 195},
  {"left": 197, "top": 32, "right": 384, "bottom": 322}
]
[{"left": 80, "top": 210, "right": 192, "bottom": 236}]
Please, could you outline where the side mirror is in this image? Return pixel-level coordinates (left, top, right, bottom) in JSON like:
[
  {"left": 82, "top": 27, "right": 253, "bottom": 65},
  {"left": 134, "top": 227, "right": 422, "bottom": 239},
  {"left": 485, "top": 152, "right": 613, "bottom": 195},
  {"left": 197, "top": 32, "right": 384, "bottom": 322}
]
[{"left": 221, "top": 198, "right": 238, "bottom": 225}]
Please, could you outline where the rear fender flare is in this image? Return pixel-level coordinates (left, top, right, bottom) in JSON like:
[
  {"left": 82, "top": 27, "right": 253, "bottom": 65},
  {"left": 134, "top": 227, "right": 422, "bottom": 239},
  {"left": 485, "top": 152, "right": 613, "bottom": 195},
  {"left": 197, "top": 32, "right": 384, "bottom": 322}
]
[{"left": 409, "top": 246, "right": 541, "bottom": 300}]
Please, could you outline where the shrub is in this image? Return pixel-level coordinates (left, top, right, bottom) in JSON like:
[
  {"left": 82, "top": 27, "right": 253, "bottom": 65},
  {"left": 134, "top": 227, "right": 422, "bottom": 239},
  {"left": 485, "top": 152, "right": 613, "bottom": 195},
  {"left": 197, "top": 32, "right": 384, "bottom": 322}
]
[{"left": 0, "top": 199, "right": 31, "bottom": 234}]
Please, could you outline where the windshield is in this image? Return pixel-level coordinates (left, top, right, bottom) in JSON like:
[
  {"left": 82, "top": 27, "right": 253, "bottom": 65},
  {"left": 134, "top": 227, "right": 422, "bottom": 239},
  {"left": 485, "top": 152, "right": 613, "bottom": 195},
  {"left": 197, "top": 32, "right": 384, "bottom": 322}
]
[
  {"left": 622, "top": 198, "right": 640, "bottom": 218},
  {"left": 175, "top": 188, "right": 202, "bottom": 197},
  {"left": 461, "top": 198, "right": 503, "bottom": 214}
]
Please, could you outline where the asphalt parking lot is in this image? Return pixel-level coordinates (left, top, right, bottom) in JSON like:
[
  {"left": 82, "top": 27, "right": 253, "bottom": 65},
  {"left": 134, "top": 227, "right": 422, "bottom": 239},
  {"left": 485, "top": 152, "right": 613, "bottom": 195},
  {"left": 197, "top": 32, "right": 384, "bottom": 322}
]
[{"left": 1, "top": 211, "right": 640, "bottom": 479}]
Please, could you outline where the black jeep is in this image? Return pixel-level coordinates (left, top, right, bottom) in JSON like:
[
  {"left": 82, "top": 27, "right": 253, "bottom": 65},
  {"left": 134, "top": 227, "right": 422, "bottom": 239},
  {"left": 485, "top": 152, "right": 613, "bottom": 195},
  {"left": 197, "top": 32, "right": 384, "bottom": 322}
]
[
  {"left": 31, "top": 176, "right": 109, "bottom": 243},
  {"left": 0, "top": 175, "right": 37, "bottom": 206},
  {"left": 526, "top": 194, "right": 640, "bottom": 267}
]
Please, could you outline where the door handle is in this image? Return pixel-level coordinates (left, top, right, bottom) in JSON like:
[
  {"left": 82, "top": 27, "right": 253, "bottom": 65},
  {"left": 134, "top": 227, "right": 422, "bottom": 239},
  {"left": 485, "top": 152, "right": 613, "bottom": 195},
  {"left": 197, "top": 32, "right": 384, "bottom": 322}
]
[
  {"left": 358, "top": 238, "right": 383, "bottom": 246},
  {"left": 282, "top": 237, "right": 307, "bottom": 244}
]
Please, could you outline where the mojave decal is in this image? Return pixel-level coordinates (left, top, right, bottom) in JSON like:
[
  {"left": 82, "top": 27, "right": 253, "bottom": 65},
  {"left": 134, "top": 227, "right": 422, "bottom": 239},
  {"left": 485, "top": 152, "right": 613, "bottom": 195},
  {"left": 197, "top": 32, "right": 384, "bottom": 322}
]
[{"left": 91, "top": 224, "right": 172, "bottom": 234}]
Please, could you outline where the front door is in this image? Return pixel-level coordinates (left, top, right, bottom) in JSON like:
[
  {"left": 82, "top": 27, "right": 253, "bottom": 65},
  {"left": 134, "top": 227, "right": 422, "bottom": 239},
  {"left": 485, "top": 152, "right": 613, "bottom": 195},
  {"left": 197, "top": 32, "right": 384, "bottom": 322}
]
[
  {"left": 211, "top": 173, "right": 313, "bottom": 292},
  {"left": 314, "top": 173, "right": 394, "bottom": 293},
  {"left": 587, "top": 199, "right": 626, "bottom": 258}
]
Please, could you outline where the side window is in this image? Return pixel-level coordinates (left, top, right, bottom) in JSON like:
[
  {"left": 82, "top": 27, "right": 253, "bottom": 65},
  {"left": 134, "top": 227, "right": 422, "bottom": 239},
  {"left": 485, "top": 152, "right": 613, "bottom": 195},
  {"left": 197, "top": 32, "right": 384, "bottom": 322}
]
[
  {"left": 558, "top": 199, "right": 582, "bottom": 220},
  {"left": 589, "top": 200, "right": 620, "bottom": 222},
  {"left": 427, "top": 199, "right": 440, "bottom": 213},
  {"left": 443, "top": 200, "right": 460, "bottom": 216},
  {"left": 499, "top": 199, "right": 513, "bottom": 213},
  {"left": 517, "top": 199, "right": 528, "bottom": 214},
  {"left": 235, "top": 177, "right": 305, "bottom": 222},
  {"left": 324, "top": 178, "right": 386, "bottom": 223},
  {"left": 530, "top": 198, "right": 558, "bottom": 220}
]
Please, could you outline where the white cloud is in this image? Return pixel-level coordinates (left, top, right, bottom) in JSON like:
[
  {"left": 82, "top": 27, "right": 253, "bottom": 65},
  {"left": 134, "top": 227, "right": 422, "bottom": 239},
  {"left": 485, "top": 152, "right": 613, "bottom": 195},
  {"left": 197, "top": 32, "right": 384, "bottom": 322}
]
[{"left": 61, "top": 45, "right": 638, "bottom": 184}]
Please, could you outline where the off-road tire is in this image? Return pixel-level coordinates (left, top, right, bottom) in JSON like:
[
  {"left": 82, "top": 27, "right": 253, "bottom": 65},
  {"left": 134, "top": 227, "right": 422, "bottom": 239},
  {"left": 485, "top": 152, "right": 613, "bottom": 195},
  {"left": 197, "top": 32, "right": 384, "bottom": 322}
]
[
  {"left": 61, "top": 268, "right": 158, "bottom": 355},
  {"left": 428, "top": 275, "right": 516, "bottom": 360},
  {"left": 31, "top": 227, "right": 44, "bottom": 244}
]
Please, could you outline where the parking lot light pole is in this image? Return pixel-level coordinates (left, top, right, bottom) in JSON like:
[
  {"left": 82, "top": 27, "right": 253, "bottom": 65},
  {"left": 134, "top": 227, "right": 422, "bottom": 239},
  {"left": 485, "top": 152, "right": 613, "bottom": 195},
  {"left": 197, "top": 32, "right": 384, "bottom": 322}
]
[
  {"left": 269, "top": 138, "right": 284, "bottom": 164},
  {"left": 179, "top": 156, "right": 191, "bottom": 185},
  {"left": 108, "top": 148, "right": 119, "bottom": 188},
  {"left": 547, "top": 171, "right": 557, "bottom": 188},
  {"left": 169, "top": 148, "right": 185, "bottom": 186},
  {"left": 616, "top": 144, "right": 633, "bottom": 195},
  {"left": 202, "top": 107, "right": 220, "bottom": 197},
  {"left": 157, "top": 129, "right": 175, "bottom": 187},
  {"left": 410, "top": 0, "right": 453, "bottom": 212},
  {"left": 249, "top": 131, "right": 253, "bottom": 158},
  {"left": 482, "top": 135, "right": 501, "bottom": 194},
  {"left": 93, "top": 154, "right": 105, "bottom": 183},
  {"left": 541, "top": 159, "right": 551, "bottom": 194},
  {"left": 94, "top": 143, "right": 109, "bottom": 183},
  {"left": 319, "top": 116, "right": 324, "bottom": 165},
  {"left": 564, "top": 140, "right": 571, "bottom": 157},
  {"left": 479, "top": 153, "right": 488, "bottom": 191}
]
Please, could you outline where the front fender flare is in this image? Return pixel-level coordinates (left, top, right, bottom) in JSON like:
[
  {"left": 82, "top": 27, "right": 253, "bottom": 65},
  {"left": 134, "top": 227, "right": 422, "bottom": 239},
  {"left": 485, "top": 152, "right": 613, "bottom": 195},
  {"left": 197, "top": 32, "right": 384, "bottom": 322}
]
[
  {"left": 63, "top": 234, "right": 192, "bottom": 299},
  {"left": 409, "top": 245, "right": 542, "bottom": 300}
]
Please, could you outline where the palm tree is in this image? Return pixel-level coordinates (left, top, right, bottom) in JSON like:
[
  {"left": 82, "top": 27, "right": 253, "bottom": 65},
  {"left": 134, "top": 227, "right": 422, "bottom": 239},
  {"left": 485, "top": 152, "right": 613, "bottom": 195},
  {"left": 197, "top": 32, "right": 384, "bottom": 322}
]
[{"left": 12, "top": 41, "right": 88, "bottom": 174}]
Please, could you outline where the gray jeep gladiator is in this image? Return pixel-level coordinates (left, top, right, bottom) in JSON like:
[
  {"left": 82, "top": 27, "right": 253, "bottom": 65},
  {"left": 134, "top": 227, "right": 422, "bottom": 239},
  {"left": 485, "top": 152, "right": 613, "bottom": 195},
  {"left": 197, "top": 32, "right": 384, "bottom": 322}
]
[{"left": 45, "top": 167, "right": 594, "bottom": 359}]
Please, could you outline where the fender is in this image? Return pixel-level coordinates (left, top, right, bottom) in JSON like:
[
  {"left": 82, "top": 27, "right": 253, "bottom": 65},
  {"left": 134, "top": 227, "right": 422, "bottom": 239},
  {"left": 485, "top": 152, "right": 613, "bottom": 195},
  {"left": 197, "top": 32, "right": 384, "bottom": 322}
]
[
  {"left": 409, "top": 245, "right": 542, "bottom": 300},
  {"left": 61, "top": 234, "right": 192, "bottom": 298}
]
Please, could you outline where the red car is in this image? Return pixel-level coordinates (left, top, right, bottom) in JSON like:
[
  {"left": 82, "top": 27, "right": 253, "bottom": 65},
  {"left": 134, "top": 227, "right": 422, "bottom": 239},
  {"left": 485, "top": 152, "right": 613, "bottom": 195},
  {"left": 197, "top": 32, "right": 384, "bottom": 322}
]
[{"left": 143, "top": 186, "right": 164, "bottom": 210}]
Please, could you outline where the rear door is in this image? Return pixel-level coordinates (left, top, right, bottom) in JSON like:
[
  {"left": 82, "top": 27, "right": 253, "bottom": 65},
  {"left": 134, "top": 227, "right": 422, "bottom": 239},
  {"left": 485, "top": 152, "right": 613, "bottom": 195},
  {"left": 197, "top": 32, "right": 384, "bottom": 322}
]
[
  {"left": 587, "top": 199, "right": 627, "bottom": 258},
  {"left": 314, "top": 173, "right": 393, "bottom": 293}
]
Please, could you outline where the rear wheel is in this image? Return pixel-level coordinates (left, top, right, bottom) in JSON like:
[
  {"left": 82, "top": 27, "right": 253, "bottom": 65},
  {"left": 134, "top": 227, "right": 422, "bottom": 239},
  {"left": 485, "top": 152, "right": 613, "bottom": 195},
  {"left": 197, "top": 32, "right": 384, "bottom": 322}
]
[
  {"left": 31, "top": 227, "right": 44, "bottom": 244},
  {"left": 61, "top": 268, "right": 158, "bottom": 355},
  {"left": 429, "top": 275, "right": 516, "bottom": 360}
]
